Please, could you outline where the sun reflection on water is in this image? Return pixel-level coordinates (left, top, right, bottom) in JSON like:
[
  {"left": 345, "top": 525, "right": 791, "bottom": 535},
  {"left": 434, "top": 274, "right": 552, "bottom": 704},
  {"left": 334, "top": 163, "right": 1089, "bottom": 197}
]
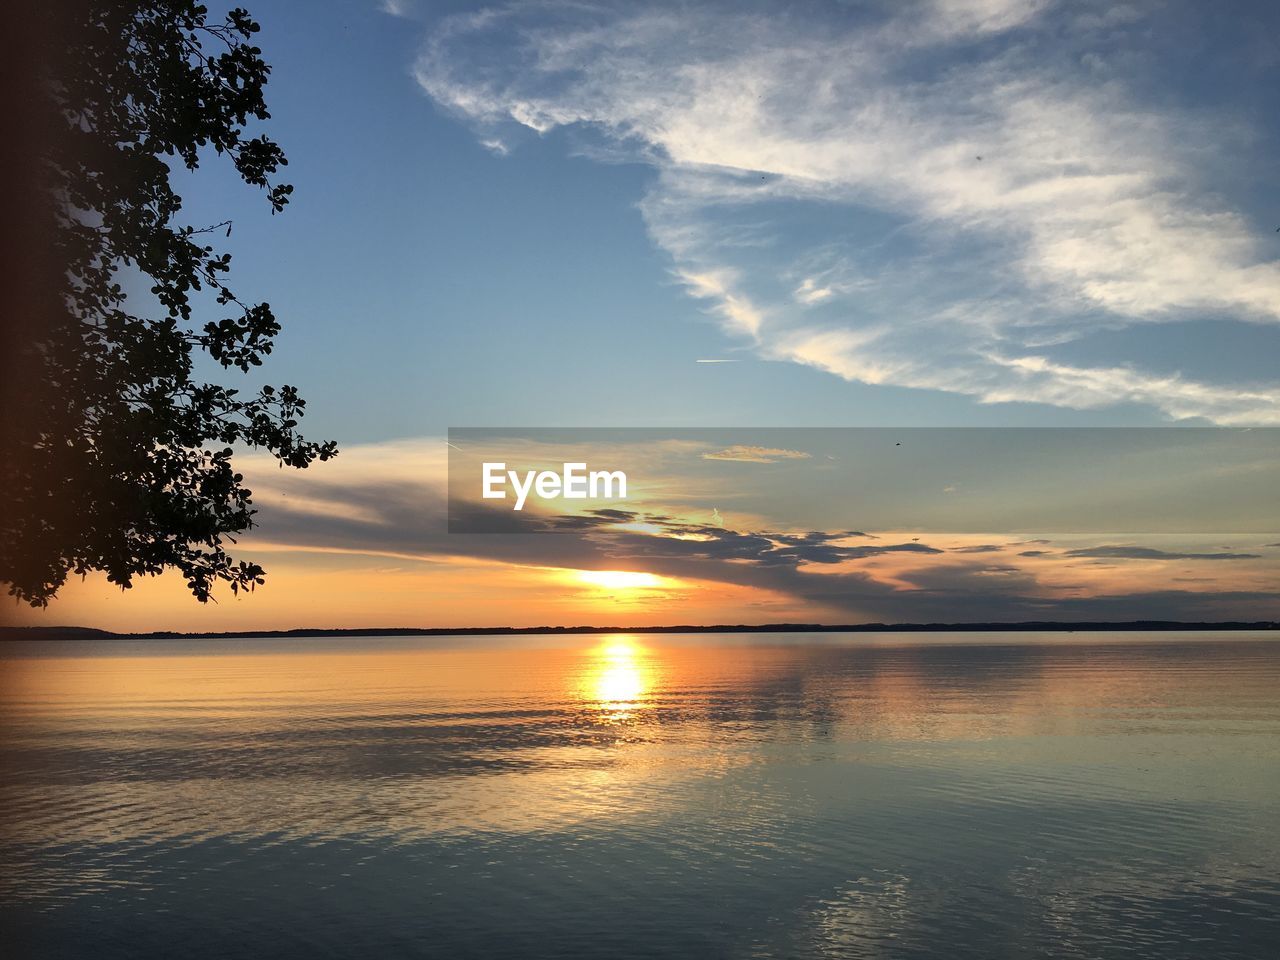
[{"left": 583, "top": 636, "right": 654, "bottom": 720}]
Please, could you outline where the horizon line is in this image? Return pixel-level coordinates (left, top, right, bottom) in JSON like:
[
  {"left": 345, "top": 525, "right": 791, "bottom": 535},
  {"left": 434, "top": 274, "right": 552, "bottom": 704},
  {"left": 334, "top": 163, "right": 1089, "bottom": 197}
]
[{"left": 4, "top": 620, "right": 1278, "bottom": 641}]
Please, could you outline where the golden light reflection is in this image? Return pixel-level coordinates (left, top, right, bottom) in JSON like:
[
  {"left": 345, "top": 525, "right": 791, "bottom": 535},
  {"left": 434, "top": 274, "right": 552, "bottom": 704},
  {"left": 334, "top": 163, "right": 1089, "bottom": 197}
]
[{"left": 582, "top": 636, "right": 655, "bottom": 720}]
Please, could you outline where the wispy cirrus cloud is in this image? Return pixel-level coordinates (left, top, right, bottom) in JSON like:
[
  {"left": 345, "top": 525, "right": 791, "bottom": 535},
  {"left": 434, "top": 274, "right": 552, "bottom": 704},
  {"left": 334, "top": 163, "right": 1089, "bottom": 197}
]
[
  {"left": 378, "top": 0, "right": 415, "bottom": 19},
  {"left": 412, "top": 0, "right": 1280, "bottom": 423},
  {"left": 702, "top": 445, "right": 811, "bottom": 463}
]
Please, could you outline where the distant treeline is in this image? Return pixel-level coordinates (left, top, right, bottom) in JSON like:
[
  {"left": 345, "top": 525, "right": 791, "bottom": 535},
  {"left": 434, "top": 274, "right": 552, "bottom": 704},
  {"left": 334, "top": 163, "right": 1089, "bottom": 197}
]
[{"left": 3, "top": 621, "right": 1277, "bottom": 642}]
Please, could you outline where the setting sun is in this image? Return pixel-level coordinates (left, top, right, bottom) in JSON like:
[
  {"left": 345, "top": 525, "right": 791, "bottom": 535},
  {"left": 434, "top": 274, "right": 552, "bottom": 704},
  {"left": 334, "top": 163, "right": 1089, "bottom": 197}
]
[{"left": 576, "top": 570, "right": 665, "bottom": 590}]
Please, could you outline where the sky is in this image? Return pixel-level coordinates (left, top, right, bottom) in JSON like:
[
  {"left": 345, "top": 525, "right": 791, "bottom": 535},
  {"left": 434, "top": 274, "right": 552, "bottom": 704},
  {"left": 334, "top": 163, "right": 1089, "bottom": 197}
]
[{"left": 12, "top": 0, "right": 1280, "bottom": 630}]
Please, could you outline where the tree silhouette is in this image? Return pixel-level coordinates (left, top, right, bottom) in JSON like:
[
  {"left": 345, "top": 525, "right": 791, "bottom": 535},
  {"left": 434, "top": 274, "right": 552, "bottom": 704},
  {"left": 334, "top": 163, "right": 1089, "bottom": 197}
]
[{"left": 0, "top": 2, "right": 336, "bottom": 607}]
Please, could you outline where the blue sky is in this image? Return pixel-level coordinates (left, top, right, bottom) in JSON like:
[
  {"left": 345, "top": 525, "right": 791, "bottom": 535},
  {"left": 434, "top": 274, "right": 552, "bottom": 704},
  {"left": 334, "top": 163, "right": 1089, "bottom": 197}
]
[{"left": 167, "top": 0, "right": 1280, "bottom": 445}]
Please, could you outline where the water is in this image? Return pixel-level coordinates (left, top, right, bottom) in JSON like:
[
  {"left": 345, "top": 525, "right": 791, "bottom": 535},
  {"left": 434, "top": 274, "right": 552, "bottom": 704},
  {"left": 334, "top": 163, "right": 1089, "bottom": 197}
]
[{"left": 2, "top": 632, "right": 1278, "bottom": 959}]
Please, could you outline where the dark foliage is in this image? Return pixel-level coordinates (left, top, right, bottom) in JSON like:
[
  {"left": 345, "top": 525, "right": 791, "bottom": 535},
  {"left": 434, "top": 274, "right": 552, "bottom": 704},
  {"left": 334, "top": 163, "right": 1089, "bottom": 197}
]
[{"left": 0, "top": 2, "right": 336, "bottom": 607}]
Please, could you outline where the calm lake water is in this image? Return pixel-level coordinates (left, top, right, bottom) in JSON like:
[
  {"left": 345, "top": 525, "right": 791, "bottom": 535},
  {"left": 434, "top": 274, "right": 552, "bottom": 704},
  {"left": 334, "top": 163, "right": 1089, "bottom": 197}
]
[{"left": 2, "top": 632, "right": 1278, "bottom": 959}]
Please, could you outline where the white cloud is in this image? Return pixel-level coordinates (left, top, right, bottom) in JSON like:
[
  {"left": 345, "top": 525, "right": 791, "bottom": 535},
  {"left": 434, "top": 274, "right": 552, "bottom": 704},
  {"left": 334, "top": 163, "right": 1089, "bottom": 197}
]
[
  {"left": 379, "top": 0, "right": 413, "bottom": 18},
  {"left": 412, "top": 0, "right": 1280, "bottom": 424},
  {"left": 675, "top": 267, "right": 765, "bottom": 339},
  {"left": 794, "top": 277, "right": 835, "bottom": 305},
  {"left": 927, "top": 0, "right": 1052, "bottom": 37},
  {"left": 702, "top": 445, "right": 812, "bottom": 463}
]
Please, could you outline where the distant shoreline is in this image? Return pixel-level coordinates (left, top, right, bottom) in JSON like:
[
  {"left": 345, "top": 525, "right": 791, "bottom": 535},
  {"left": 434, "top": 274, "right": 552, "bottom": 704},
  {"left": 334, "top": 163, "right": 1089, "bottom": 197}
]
[{"left": 2, "top": 621, "right": 1277, "bottom": 642}]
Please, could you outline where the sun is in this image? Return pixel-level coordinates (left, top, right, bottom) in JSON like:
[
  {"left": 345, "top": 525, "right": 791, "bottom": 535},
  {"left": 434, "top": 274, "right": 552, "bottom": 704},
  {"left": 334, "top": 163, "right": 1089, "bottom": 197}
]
[{"left": 576, "top": 570, "right": 664, "bottom": 590}]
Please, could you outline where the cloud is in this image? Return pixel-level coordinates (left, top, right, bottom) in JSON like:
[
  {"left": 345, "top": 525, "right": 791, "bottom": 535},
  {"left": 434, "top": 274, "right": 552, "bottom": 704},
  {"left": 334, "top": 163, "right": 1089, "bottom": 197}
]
[
  {"left": 225, "top": 439, "right": 1280, "bottom": 624},
  {"left": 379, "top": 0, "right": 416, "bottom": 18},
  {"left": 926, "top": 0, "right": 1050, "bottom": 36},
  {"left": 702, "top": 445, "right": 812, "bottom": 463},
  {"left": 677, "top": 269, "right": 765, "bottom": 339},
  {"left": 794, "top": 277, "right": 836, "bottom": 305},
  {"left": 412, "top": 0, "right": 1280, "bottom": 424},
  {"left": 1064, "top": 546, "right": 1262, "bottom": 561},
  {"left": 609, "top": 523, "right": 943, "bottom": 566}
]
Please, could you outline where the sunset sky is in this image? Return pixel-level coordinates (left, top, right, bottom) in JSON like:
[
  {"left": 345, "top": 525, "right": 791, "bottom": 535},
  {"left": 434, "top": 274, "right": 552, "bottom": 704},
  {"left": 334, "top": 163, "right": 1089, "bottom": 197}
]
[
  {"left": 12, "top": 0, "right": 1280, "bottom": 631},
  {"left": 16, "top": 428, "right": 1278, "bottom": 631}
]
